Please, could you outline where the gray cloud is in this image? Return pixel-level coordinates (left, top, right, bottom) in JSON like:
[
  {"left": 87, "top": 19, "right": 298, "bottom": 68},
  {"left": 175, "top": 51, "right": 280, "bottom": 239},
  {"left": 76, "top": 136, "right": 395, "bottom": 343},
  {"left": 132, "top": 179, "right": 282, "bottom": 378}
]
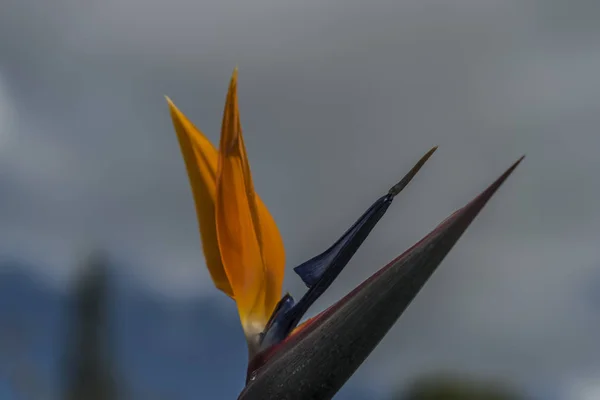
[{"left": 1, "top": 0, "right": 600, "bottom": 395}]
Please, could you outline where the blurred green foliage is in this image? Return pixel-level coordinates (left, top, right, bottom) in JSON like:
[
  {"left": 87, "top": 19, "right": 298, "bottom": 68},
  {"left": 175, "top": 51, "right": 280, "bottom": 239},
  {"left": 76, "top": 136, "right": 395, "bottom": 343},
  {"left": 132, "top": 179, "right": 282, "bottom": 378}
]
[{"left": 395, "top": 374, "right": 523, "bottom": 400}]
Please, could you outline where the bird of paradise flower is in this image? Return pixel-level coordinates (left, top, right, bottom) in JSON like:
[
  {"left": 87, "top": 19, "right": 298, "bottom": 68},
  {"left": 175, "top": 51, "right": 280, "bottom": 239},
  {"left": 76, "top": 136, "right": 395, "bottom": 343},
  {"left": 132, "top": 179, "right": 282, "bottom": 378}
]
[{"left": 166, "top": 69, "right": 523, "bottom": 400}]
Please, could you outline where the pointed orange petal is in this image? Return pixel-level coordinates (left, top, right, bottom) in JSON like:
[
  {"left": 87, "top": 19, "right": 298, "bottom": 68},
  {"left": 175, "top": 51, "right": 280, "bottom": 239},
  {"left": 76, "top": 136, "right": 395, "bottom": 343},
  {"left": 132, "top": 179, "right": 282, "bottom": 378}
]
[
  {"left": 255, "top": 171, "right": 286, "bottom": 313},
  {"left": 215, "top": 70, "right": 285, "bottom": 338},
  {"left": 238, "top": 129, "right": 286, "bottom": 314},
  {"left": 166, "top": 97, "right": 233, "bottom": 297}
]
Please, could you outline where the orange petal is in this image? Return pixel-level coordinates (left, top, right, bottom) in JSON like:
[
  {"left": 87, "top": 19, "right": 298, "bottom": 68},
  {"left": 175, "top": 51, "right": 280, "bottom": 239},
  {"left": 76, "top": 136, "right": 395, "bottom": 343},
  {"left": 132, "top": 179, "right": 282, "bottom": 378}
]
[
  {"left": 166, "top": 96, "right": 233, "bottom": 297},
  {"left": 215, "top": 70, "right": 285, "bottom": 338}
]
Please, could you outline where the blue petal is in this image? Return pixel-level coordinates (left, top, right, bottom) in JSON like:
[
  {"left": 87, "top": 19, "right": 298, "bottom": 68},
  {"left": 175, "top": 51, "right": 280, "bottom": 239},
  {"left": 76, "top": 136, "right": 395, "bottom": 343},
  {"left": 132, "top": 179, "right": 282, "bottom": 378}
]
[
  {"left": 260, "top": 191, "right": 396, "bottom": 352},
  {"left": 294, "top": 145, "right": 438, "bottom": 289},
  {"left": 293, "top": 195, "right": 391, "bottom": 287},
  {"left": 259, "top": 147, "right": 438, "bottom": 352},
  {"left": 259, "top": 294, "right": 295, "bottom": 351}
]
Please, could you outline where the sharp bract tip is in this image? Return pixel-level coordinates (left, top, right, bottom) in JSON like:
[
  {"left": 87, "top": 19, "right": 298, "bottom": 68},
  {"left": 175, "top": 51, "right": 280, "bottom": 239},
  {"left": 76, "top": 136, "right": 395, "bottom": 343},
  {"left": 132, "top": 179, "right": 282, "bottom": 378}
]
[
  {"left": 388, "top": 145, "right": 438, "bottom": 197},
  {"left": 240, "top": 157, "right": 522, "bottom": 400}
]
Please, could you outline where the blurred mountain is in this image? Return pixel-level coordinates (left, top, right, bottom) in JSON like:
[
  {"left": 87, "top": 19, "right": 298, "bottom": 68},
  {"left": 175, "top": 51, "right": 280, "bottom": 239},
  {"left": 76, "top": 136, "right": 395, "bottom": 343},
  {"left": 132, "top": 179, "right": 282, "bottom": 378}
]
[
  {"left": 0, "top": 259, "right": 375, "bottom": 400},
  {"left": 0, "top": 261, "right": 66, "bottom": 399}
]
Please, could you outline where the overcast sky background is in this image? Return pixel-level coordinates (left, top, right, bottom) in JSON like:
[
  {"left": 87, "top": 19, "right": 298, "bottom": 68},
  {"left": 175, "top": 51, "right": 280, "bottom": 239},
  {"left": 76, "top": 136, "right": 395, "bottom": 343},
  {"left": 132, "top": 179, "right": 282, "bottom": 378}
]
[{"left": 1, "top": 0, "right": 600, "bottom": 398}]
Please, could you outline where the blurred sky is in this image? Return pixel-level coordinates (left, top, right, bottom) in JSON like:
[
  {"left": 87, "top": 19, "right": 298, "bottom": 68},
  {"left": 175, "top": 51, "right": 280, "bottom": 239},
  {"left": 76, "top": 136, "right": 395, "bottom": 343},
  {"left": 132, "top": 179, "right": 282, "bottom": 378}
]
[{"left": 1, "top": 0, "right": 600, "bottom": 398}]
